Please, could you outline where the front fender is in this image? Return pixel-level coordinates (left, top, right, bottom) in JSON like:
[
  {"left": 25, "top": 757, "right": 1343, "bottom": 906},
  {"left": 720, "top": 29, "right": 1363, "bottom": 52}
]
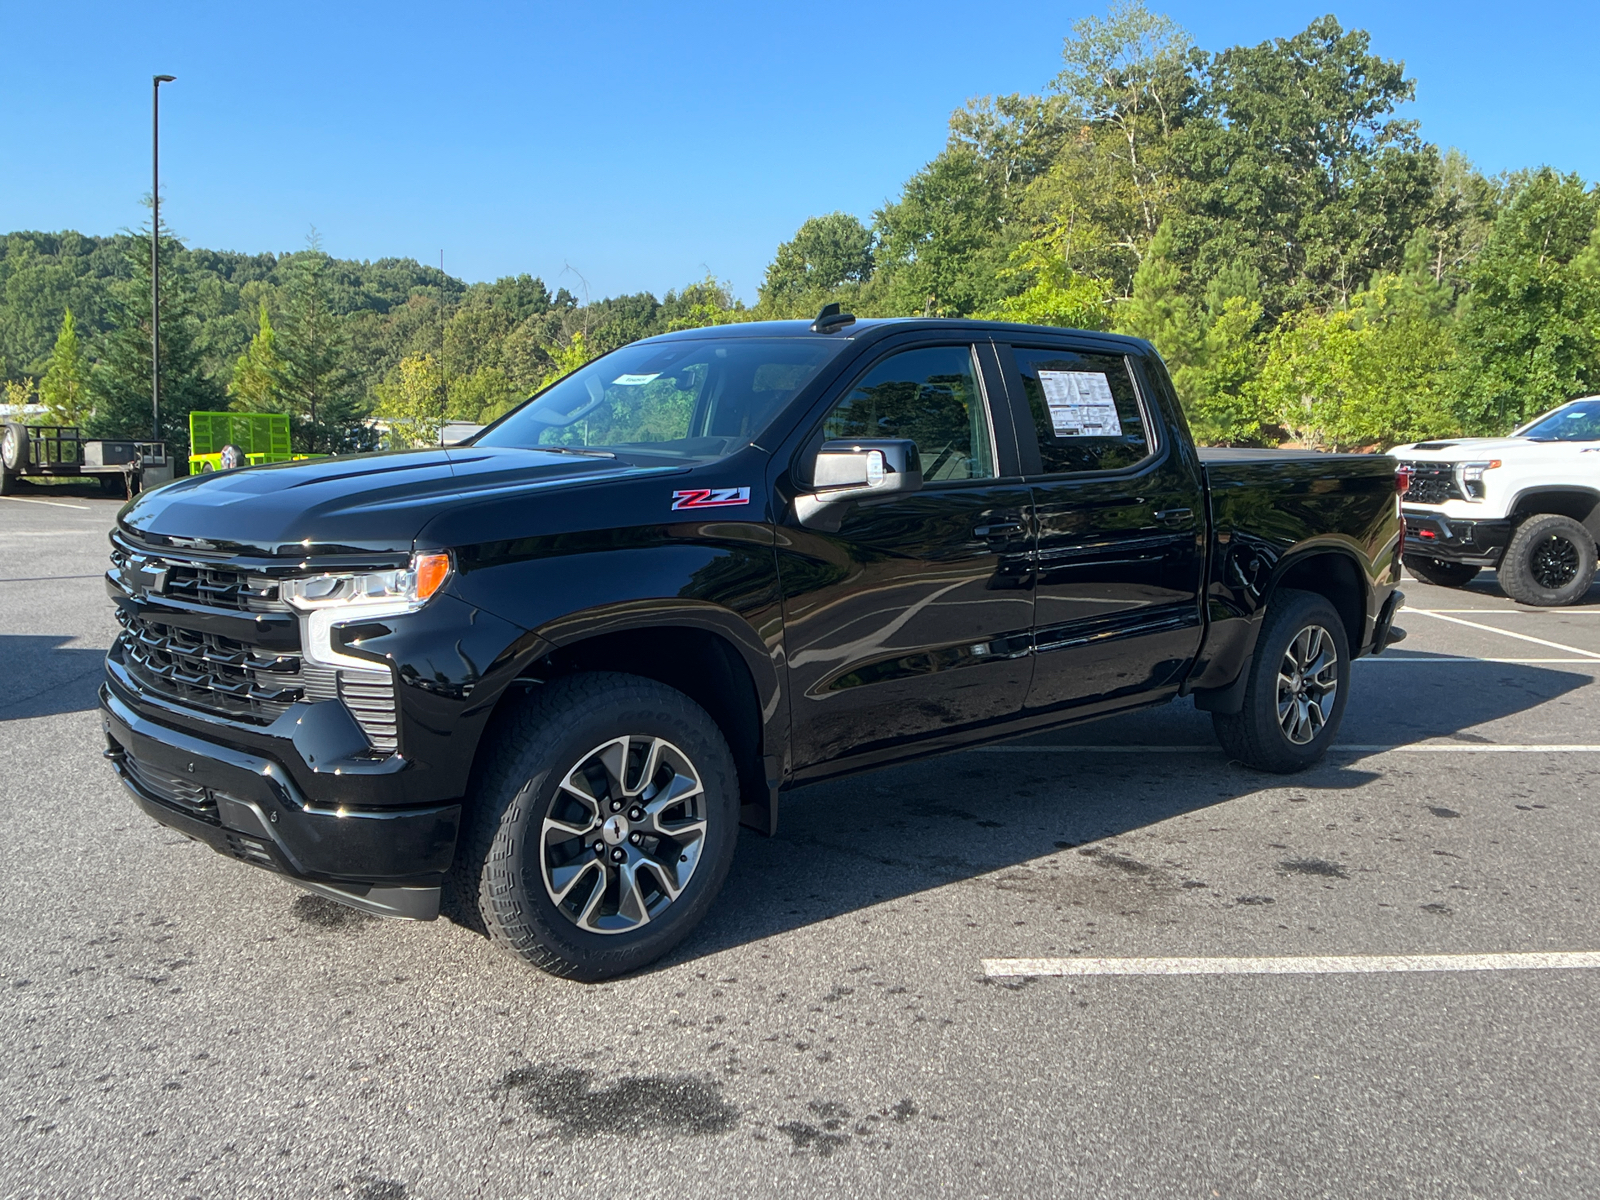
[{"left": 442, "top": 521, "right": 787, "bottom": 750}]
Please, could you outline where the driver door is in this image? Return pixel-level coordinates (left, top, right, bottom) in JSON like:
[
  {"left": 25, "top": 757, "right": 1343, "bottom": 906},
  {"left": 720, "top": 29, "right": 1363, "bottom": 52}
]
[{"left": 776, "top": 340, "right": 1035, "bottom": 772}]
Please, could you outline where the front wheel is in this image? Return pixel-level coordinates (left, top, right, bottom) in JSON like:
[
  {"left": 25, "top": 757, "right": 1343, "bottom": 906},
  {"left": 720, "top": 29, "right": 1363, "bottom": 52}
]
[
  {"left": 1497, "top": 514, "right": 1597, "bottom": 607},
  {"left": 1404, "top": 555, "right": 1481, "bottom": 589},
  {"left": 456, "top": 672, "right": 740, "bottom": 981},
  {"left": 1212, "top": 589, "right": 1351, "bottom": 773}
]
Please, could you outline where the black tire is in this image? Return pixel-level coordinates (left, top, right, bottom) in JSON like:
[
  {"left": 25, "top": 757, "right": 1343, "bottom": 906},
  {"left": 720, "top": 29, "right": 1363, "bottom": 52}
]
[
  {"left": 455, "top": 672, "right": 740, "bottom": 981},
  {"left": 1212, "top": 589, "right": 1351, "bottom": 773},
  {"left": 1404, "top": 555, "right": 1481, "bottom": 589},
  {"left": 1, "top": 421, "right": 29, "bottom": 472},
  {"left": 0, "top": 458, "right": 12, "bottom": 496},
  {"left": 1497, "top": 514, "right": 1598, "bottom": 607},
  {"left": 99, "top": 473, "right": 126, "bottom": 497}
]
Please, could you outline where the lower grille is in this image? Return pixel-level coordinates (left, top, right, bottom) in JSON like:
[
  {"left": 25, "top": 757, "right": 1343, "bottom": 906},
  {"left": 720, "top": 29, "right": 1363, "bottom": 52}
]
[
  {"left": 121, "top": 753, "right": 220, "bottom": 824},
  {"left": 223, "top": 832, "right": 278, "bottom": 869}
]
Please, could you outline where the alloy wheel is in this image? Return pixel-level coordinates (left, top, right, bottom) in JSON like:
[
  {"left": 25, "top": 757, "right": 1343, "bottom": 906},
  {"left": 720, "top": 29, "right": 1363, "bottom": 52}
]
[
  {"left": 1276, "top": 623, "right": 1339, "bottom": 746},
  {"left": 539, "top": 735, "right": 708, "bottom": 934},
  {"left": 1530, "top": 534, "right": 1580, "bottom": 590}
]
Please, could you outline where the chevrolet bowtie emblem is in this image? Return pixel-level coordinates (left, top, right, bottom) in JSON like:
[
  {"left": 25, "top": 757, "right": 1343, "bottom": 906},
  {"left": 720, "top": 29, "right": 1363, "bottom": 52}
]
[{"left": 129, "top": 556, "right": 168, "bottom": 596}]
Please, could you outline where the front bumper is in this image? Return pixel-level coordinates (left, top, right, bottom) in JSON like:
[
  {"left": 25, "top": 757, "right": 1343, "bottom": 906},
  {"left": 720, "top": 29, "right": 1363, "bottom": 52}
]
[
  {"left": 101, "top": 684, "right": 459, "bottom": 919},
  {"left": 1402, "top": 508, "right": 1511, "bottom": 567}
]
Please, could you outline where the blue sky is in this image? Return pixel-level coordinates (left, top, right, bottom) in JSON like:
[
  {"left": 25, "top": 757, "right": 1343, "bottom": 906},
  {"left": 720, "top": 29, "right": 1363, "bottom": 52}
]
[{"left": 2, "top": 1, "right": 1596, "bottom": 302}]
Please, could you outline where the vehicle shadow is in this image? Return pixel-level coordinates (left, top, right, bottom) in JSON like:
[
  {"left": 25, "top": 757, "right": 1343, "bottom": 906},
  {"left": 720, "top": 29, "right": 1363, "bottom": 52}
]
[
  {"left": 1420, "top": 566, "right": 1600, "bottom": 607},
  {"left": 668, "top": 657, "right": 1593, "bottom": 966},
  {"left": 0, "top": 634, "right": 108, "bottom": 721}
]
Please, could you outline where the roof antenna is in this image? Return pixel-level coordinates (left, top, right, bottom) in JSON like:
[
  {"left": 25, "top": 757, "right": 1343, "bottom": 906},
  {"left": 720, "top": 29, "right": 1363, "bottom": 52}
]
[{"left": 811, "top": 302, "right": 856, "bottom": 334}]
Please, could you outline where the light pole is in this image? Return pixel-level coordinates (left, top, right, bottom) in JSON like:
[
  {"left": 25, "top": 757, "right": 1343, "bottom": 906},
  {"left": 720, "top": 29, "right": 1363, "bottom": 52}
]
[{"left": 151, "top": 74, "right": 175, "bottom": 444}]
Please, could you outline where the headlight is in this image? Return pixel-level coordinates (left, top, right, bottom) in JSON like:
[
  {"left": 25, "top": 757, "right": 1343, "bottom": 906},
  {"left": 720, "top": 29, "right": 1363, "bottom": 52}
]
[
  {"left": 1458, "top": 460, "right": 1500, "bottom": 500},
  {"left": 282, "top": 552, "right": 451, "bottom": 669}
]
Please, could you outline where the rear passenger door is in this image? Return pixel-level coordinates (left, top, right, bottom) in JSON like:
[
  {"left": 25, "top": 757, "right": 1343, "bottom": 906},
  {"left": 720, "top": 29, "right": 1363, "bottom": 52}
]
[
  {"left": 777, "top": 339, "right": 1035, "bottom": 770},
  {"left": 998, "top": 341, "right": 1206, "bottom": 712}
]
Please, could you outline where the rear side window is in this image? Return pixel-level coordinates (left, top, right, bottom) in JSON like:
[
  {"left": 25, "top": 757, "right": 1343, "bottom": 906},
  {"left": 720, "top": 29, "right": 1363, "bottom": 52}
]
[{"left": 1011, "top": 347, "right": 1152, "bottom": 474}]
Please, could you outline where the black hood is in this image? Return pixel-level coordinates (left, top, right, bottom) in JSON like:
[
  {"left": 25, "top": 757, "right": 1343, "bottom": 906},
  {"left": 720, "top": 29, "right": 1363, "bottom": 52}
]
[{"left": 118, "top": 447, "right": 681, "bottom": 558}]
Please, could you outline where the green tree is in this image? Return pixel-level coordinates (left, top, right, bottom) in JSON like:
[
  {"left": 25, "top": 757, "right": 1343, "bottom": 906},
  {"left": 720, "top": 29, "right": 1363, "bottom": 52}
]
[
  {"left": 1456, "top": 169, "right": 1600, "bottom": 430},
  {"left": 662, "top": 275, "right": 750, "bottom": 331},
  {"left": 1173, "top": 15, "right": 1436, "bottom": 317},
  {"left": 40, "top": 307, "right": 90, "bottom": 426},
  {"left": 758, "top": 213, "right": 876, "bottom": 316},
  {"left": 372, "top": 353, "right": 442, "bottom": 449},
  {"left": 978, "top": 239, "right": 1113, "bottom": 329},
  {"left": 88, "top": 217, "right": 223, "bottom": 456},
  {"left": 227, "top": 301, "right": 287, "bottom": 412},
  {"left": 272, "top": 241, "right": 369, "bottom": 452},
  {"left": 1022, "top": 1, "right": 1202, "bottom": 294},
  {"left": 1116, "top": 222, "right": 1268, "bottom": 442},
  {"left": 1252, "top": 269, "right": 1460, "bottom": 449}
]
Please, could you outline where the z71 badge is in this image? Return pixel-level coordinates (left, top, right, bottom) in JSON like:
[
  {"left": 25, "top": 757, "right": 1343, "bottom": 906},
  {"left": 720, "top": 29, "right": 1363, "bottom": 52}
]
[{"left": 671, "top": 487, "right": 751, "bottom": 511}]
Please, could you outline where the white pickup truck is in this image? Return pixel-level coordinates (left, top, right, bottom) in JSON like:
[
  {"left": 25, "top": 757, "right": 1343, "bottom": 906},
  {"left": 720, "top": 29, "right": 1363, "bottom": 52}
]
[{"left": 1393, "top": 396, "right": 1600, "bottom": 605}]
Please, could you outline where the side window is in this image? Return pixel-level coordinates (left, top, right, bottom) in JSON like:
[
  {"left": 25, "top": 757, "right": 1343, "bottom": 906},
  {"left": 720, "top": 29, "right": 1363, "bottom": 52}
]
[
  {"left": 1012, "top": 347, "right": 1152, "bottom": 474},
  {"left": 822, "top": 345, "right": 995, "bottom": 482}
]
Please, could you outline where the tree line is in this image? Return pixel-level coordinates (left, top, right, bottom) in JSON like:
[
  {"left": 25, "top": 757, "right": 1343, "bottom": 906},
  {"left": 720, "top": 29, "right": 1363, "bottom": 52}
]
[{"left": 3, "top": 4, "right": 1598, "bottom": 457}]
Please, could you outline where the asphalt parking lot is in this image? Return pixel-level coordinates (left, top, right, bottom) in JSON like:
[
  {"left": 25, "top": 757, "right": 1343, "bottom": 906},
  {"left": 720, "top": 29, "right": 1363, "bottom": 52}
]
[{"left": 4, "top": 487, "right": 1599, "bottom": 1200}]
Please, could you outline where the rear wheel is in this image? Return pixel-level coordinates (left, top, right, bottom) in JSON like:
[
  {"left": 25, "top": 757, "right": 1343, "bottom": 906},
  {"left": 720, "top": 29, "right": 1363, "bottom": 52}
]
[
  {"left": 0, "top": 422, "right": 27, "bottom": 494},
  {"left": 1, "top": 422, "right": 29, "bottom": 471},
  {"left": 455, "top": 672, "right": 740, "bottom": 981},
  {"left": 1213, "top": 589, "right": 1351, "bottom": 773},
  {"left": 1404, "top": 555, "right": 1481, "bottom": 589},
  {"left": 1498, "top": 514, "right": 1597, "bottom": 607}
]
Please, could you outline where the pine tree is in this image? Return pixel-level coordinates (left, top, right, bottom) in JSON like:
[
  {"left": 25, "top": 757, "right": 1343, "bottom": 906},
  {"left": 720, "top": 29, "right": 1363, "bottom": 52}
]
[
  {"left": 273, "top": 240, "right": 369, "bottom": 453},
  {"left": 88, "top": 215, "right": 223, "bottom": 456},
  {"left": 228, "top": 301, "right": 287, "bottom": 411},
  {"left": 40, "top": 308, "right": 90, "bottom": 427}
]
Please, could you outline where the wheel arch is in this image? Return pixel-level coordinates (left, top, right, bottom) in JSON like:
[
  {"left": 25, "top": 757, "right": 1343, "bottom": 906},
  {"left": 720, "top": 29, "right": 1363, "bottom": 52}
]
[
  {"left": 1265, "top": 546, "right": 1369, "bottom": 657},
  {"left": 1507, "top": 486, "right": 1600, "bottom": 540},
  {"left": 481, "top": 601, "right": 782, "bottom": 833}
]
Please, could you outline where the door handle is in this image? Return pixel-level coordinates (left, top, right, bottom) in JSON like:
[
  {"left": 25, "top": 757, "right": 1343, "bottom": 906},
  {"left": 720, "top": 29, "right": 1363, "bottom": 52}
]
[
  {"left": 1154, "top": 508, "right": 1193, "bottom": 524},
  {"left": 974, "top": 522, "right": 1024, "bottom": 538}
]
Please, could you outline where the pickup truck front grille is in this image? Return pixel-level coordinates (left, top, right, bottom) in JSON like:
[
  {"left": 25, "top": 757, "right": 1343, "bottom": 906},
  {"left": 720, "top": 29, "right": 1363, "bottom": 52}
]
[
  {"left": 162, "top": 563, "right": 288, "bottom": 613},
  {"left": 119, "top": 611, "right": 303, "bottom": 723},
  {"left": 111, "top": 538, "right": 401, "bottom": 754},
  {"left": 107, "top": 546, "right": 289, "bottom": 613},
  {"left": 1399, "top": 461, "right": 1462, "bottom": 506}
]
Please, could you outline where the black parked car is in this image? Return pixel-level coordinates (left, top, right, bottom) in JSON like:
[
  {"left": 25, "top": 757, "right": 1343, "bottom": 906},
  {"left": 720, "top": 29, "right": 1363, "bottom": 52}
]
[{"left": 102, "top": 315, "right": 1404, "bottom": 979}]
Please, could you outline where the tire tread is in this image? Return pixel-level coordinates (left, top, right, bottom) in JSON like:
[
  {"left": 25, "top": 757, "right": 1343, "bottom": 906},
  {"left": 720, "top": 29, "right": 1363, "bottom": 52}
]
[{"left": 451, "top": 671, "right": 736, "bottom": 981}]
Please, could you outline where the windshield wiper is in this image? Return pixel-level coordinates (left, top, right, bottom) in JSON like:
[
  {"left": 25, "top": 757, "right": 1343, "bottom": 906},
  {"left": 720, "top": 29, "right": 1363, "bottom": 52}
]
[{"left": 536, "top": 445, "right": 617, "bottom": 459}]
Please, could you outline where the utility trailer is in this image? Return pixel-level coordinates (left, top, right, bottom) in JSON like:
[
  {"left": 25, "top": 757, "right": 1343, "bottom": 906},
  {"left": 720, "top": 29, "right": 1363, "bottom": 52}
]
[
  {"left": 188, "top": 411, "right": 303, "bottom": 473},
  {"left": 0, "top": 422, "right": 172, "bottom": 496}
]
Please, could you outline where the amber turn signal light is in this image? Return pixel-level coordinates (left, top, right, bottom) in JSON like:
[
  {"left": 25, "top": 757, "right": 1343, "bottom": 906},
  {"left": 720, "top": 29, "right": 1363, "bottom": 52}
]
[{"left": 414, "top": 553, "right": 451, "bottom": 600}]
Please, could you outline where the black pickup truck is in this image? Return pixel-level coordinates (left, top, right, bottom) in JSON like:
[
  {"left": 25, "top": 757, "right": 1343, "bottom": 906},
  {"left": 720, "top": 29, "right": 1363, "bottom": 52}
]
[{"left": 102, "top": 315, "right": 1404, "bottom": 979}]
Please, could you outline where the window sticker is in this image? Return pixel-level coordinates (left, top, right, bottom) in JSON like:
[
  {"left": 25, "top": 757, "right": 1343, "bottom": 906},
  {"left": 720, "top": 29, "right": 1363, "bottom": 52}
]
[
  {"left": 613, "top": 373, "right": 661, "bottom": 386},
  {"left": 1038, "top": 370, "right": 1122, "bottom": 438}
]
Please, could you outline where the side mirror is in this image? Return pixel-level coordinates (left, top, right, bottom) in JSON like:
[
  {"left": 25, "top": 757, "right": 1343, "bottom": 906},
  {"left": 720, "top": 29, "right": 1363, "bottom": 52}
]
[{"left": 795, "top": 439, "right": 922, "bottom": 529}]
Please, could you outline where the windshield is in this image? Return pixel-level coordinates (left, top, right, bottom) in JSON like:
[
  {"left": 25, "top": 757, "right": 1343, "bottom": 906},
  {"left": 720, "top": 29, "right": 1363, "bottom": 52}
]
[
  {"left": 1519, "top": 399, "right": 1600, "bottom": 441},
  {"left": 474, "top": 336, "right": 844, "bottom": 462}
]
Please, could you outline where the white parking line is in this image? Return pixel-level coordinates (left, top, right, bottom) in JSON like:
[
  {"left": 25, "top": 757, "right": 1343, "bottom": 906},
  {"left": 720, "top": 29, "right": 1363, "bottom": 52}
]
[
  {"left": 1409, "top": 608, "right": 1600, "bottom": 615},
  {"left": 982, "top": 952, "right": 1600, "bottom": 978},
  {"left": 1403, "top": 608, "right": 1600, "bottom": 660},
  {"left": 0, "top": 494, "right": 92, "bottom": 510},
  {"left": 978, "top": 744, "right": 1600, "bottom": 754},
  {"left": 1359, "top": 656, "right": 1600, "bottom": 663}
]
